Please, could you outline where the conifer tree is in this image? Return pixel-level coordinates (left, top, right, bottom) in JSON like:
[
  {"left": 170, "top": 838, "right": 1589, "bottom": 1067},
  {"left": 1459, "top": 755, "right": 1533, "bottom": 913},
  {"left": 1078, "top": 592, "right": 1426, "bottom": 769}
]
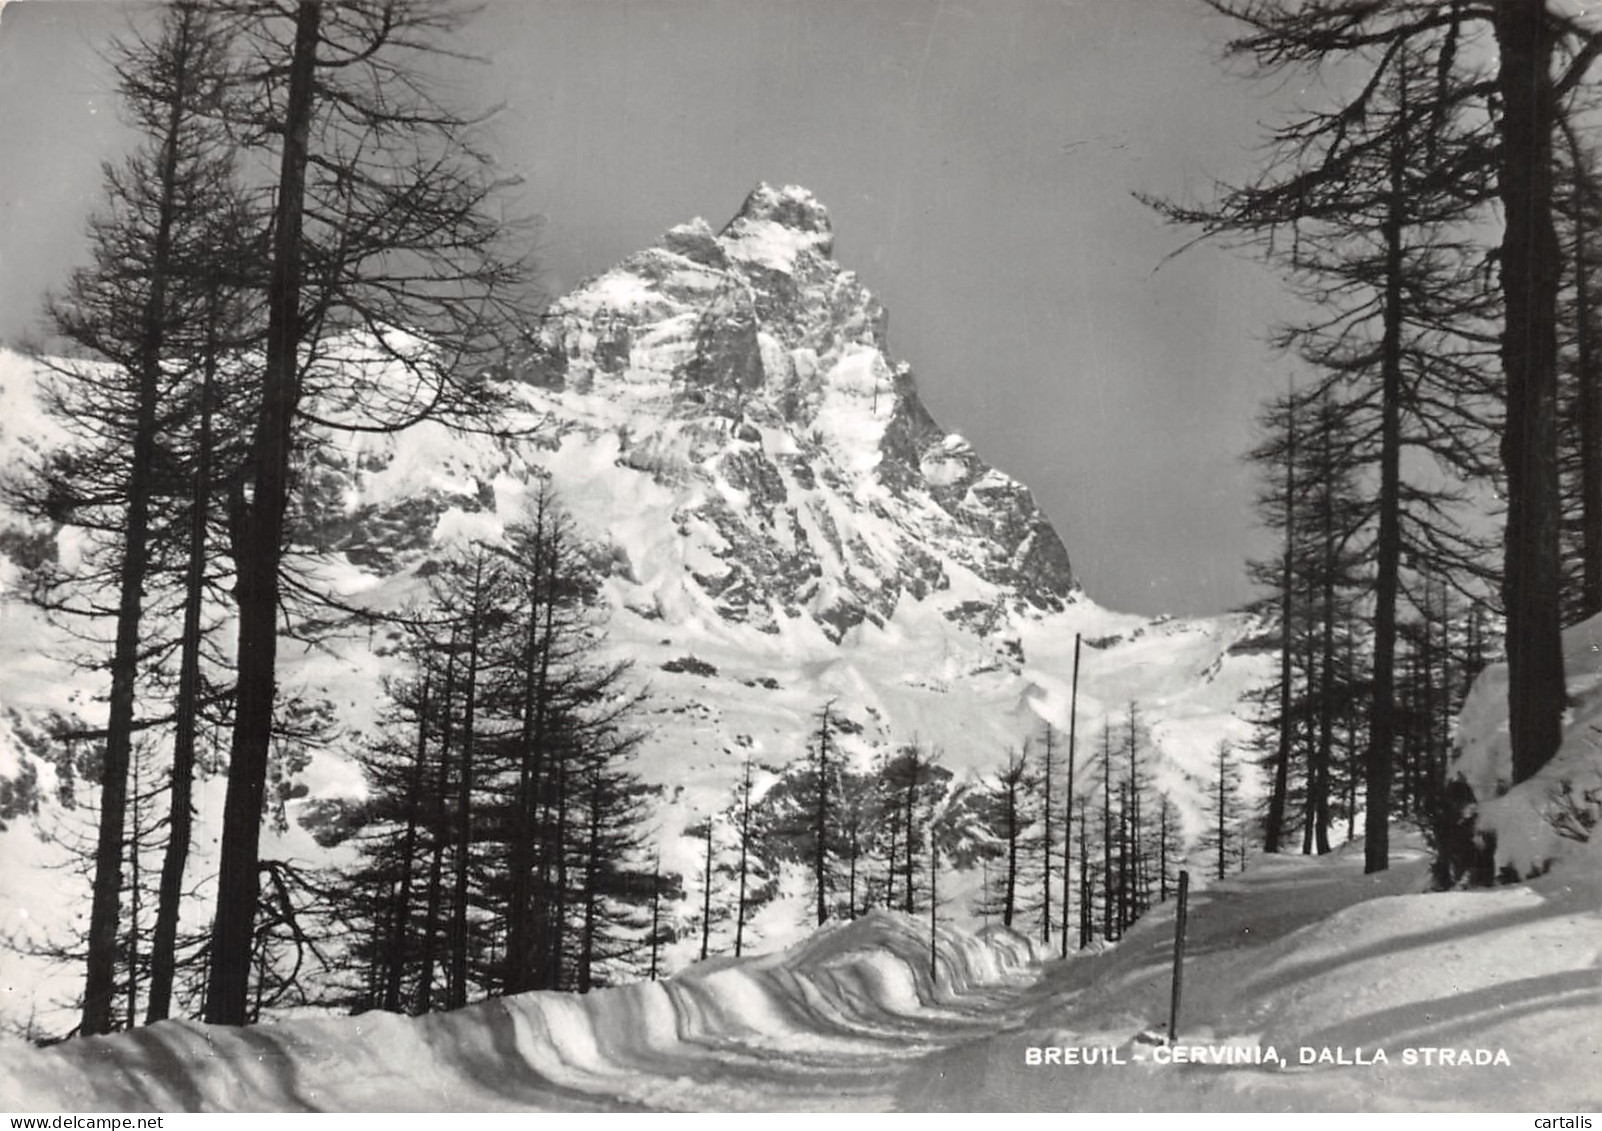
[
  {"left": 983, "top": 748, "right": 1029, "bottom": 929},
  {"left": 1099, "top": 722, "right": 1115, "bottom": 940},
  {"left": 888, "top": 740, "right": 941, "bottom": 916},
  {"left": 1555, "top": 122, "right": 1602, "bottom": 624},
  {"left": 205, "top": 0, "right": 534, "bottom": 1024},
  {"left": 343, "top": 490, "right": 649, "bottom": 1010},
  {"left": 1206, "top": 741, "right": 1244, "bottom": 882},
  {"left": 7, "top": 1, "right": 250, "bottom": 1036},
  {"left": 1156, "top": 793, "right": 1181, "bottom": 904},
  {"left": 1040, "top": 724, "right": 1055, "bottom": 946},
  {"left": 733, "top": 757, "right": 755, "bottom": 956},
  {"left": 1076, "top": 794, "right": 1093, "bottom": 949},
  {"left": 810, "top": 702, "right": 836, "bottom": 926},
  {"left": 696, "top": 815, "right": 717, "bottom": 962}
]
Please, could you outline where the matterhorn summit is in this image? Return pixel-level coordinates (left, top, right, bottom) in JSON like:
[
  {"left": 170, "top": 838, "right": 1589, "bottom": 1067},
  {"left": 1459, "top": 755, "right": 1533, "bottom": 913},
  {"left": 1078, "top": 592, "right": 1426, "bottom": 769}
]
[{"left": 506, "top": 183, "right": 1079, "bottom": 647}]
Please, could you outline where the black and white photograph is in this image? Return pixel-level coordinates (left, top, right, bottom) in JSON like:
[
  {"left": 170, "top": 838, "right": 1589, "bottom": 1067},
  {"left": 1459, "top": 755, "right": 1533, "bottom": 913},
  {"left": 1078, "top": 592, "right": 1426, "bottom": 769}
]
[{"left": 0, "top": 0, "right": 1598, "bottom": 1114}]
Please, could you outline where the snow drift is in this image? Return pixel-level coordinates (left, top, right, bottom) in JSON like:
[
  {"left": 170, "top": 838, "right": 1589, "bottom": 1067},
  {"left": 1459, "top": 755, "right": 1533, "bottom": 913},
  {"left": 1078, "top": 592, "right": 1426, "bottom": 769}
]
[{"left": 0, "top": 912, "right": 1035, "bottom": 1112}]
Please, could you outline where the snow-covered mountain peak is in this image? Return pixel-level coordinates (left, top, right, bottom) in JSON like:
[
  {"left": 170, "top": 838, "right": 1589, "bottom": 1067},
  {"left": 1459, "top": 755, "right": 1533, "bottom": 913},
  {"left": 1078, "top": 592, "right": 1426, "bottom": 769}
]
[
  {"left": 512, "top": 186, "right": 1078, "bottom": 641},
  {"left": 718, "top": 182, "right": 835, "bottom": 270}
]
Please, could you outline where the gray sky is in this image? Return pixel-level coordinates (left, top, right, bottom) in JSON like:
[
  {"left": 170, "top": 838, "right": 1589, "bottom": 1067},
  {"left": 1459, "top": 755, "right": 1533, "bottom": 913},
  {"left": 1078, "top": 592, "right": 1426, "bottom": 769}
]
[{"left": 0, "top": 0, "right": 1300, "bottom": 617}]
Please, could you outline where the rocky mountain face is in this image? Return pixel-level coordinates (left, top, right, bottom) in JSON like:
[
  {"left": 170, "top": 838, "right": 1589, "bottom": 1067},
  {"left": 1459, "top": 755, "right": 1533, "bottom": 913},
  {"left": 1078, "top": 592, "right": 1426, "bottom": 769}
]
[
  {"left": 290, "top": 185, "right": 1078, "bottom": 653},
  {"left": 512, "top": 183, "right": 1077, "bottom": 642}
]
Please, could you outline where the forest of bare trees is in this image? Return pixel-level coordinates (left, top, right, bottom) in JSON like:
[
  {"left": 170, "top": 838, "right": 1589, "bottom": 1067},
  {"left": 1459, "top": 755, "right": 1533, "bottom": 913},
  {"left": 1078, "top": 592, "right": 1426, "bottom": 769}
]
[{"left": 1153, "top": 0, "right": 1602, "bottom": 876}]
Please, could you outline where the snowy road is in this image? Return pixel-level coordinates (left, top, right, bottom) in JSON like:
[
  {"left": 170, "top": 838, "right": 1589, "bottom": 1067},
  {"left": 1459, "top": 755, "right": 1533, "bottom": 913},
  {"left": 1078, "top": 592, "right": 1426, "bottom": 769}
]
[{"left": 905, "top": 839, "right": 1602, "bottom": 1112}]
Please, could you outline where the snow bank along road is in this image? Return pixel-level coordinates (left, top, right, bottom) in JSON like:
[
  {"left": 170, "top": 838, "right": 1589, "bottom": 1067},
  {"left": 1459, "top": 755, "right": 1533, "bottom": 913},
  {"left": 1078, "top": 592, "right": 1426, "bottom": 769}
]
[
  {"left": 3, "top": 836, "right": 1598, "bottom": 1112},
  {"left": 0, "top": 913, "right": 1043, "bottom": 1112}
]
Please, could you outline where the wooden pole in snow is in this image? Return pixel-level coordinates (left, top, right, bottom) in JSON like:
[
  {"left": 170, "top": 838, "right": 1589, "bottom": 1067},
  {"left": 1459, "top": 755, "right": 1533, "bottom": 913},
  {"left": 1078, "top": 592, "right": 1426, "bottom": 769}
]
[
  {"left": 1060, "top": 632, "right": 1081, "bottom": 958},
  {"left": 1167, "top": 869, "right": 1190, "bottom": 1044},
  {"left": 928, "top": 837, "right": 939, "bottom": 987}
]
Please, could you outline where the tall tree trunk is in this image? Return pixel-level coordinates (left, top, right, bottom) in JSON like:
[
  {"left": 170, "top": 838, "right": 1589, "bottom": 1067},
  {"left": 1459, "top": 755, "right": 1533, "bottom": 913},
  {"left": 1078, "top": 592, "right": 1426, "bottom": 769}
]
[
  {"left": 884, "top": 794, "right": 898, "bottom": 911},
  {"left": 1439, "top": 590, "right": 1454, "bottom": 795},
  {"left": 1494, "top": 0, "right": 1566, "bottom": 784},
  {"left": 1217, "top": 748, "right": 1229, "bottom": 881},
  {"left": 1314, "top": 395, "right": 1336, "bottom": 855},
  {"left": 699, "top": 819, "right": 714, "bottom": 961},
  {"left": 146, "top": 317, "right": 215, "bottom": 1025},
  {"left": 1121, "top": 778, "right": 1134, "bottom": 929},
  {"left": 415, "top": 640, "right": 459, "bottom": 1015},
  {"left": 578, "top": 776, "right": 600, "bottom": 993},
  {"left": 1077, "top": 797, "right": 1092, "bottom": 949},
  {"left": 447, "top": 563, "right": 484, "bottom": 1011},
  {"left": 505, "top": 584, "right": 541, "bottom": 993},
  {"left": 647, "top": 852, "right": 661, "bottom": 982},
  {"left": 528, "top": 546, "right": 562, "bottom": 990},
  {"left": 507, "top": 497, "right": 558, "bottom": 993},
  {"left": 551, "top": 734, "right": 570, "bottom": 989},
  {"left": 1159, "top": 799, "right": 1170, "bottom": 902},
  {"left": 1265, "top": 412, "right": 1296, "bottom": 854},
  {"left": 927, "top": 831, "right": 938, "bottom": 986},
  {"left": 847, "top": 819, "right": 859, "bottom": 919},
  {"left": 381, "top": 673, "right": 430, "bottom": 1013},
  {"left": 1566, "top": 131, "right": 1602, "bottom": 621},
  {"left": 903, "top": 749, "right": 918, "bottom": 915},
  {"left": 1003, "top": 768, "right": 1018, "bottom": 928},
  {"left": 1581, "top": 229, "right": 1602, "bottom": 618},
  {"left": 735, "top": 759, "right": 751, "bottom": 956},
  {"left": 1364, "top": 109, "right": 1407, "bottom": 875},
  {"left": 83, "top": 5, "right": 200, "bottom": 1038},
  {"left": 1041, "top": 725, "right": 1053, "bottom": 945},
  {"left": 125, "top": 752, "right": 142, "bottom": 1032},
  {"left": 813, "top": 706, "right": 830, "bottom": 926},
  {"left": 1126, "top": 707, "right": 1144, "bottom": 914},
  {"left": 1422, "top": 581, "right": 1439, "bottom": 812},
  {"left": 1399, "top": 652, "right": 1416, "bottom": 818},
  {"left": 1101, "top": 728, "right": 1113, "bottom": 942},
  {"left": 205, "top": 0, "right": 320, "bottom": 1026},
  {"left": 1302, "top": 583, "right": 1319, "bottom": 856}
]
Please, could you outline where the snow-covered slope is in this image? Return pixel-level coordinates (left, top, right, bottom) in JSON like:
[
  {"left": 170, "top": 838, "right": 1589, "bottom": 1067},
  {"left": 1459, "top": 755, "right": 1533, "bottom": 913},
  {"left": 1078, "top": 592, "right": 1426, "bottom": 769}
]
[
  {"left": 909, "top": 629, "right": 1602, "bottom": 1108},
  {"left": 0, "top": 184, "right": 1272, "bottom": 1028},
  {"left": 905, "top": 835, "right": 1601, "bottom": 1112}
]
